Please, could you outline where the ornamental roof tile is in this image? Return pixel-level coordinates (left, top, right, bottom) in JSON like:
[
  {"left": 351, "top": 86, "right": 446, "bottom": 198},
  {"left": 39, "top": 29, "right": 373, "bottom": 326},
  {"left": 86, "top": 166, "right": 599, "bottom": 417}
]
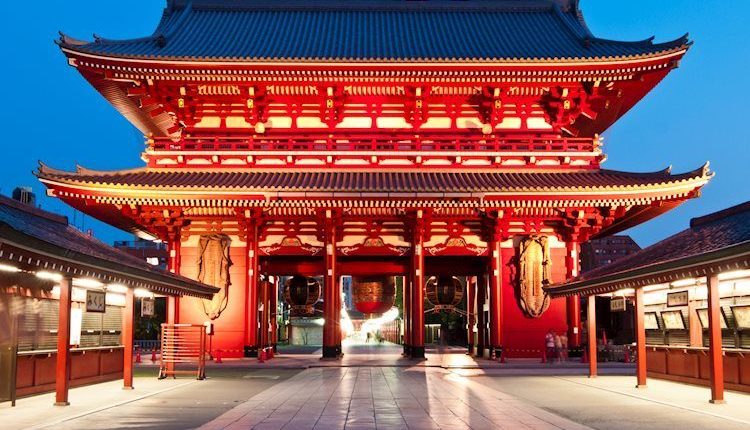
[
  {"left": 547, "top": 201, "right": 750, "bottom": 296},
  {"left": 36, "top": 164, "right": 711, "bottom": 194},
  {"left": 58, "top": 0, "right": 689, "bottom": 63},
  {"left": 0, "top": 194, "right": 218, "bottom": 298}
]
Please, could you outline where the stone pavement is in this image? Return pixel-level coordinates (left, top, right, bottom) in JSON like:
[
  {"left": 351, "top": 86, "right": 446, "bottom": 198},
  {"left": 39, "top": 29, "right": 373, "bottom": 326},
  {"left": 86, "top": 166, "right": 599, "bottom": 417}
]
[{"left": 199, "top": 367, "right": 591, "bottom": 430}]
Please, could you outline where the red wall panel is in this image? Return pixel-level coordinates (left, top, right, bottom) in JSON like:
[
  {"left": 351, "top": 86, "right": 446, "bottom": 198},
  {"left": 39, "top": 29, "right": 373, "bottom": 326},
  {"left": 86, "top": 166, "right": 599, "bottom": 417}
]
[
  {"left": 501, "top": 247, "right": 568, "bottom": 358},
  {"left": 179, "top": 243, "right": 249, "bottom": 358}
]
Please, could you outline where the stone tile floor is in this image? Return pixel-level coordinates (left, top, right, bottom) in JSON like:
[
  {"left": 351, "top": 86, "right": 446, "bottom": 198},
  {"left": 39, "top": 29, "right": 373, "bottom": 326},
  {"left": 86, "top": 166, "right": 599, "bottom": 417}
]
[{"left": 199, "top": 367, "right": 591, "bottom": 430}]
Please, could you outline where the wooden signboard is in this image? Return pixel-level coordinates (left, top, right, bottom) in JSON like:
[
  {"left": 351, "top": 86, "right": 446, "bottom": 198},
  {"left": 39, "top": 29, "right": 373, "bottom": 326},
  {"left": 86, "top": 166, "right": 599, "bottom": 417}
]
[
  {"left": 85, "top": 290, "right": 106, "bottom": 313},
  {"left": 610, "top": 297, "right": 627, "bottom": 312},
  {"left": 667, "top": 291, "right": 689, "bottom": 307},
  {"left": 141, "top": 298, "right": 155, "bottom": 317}
]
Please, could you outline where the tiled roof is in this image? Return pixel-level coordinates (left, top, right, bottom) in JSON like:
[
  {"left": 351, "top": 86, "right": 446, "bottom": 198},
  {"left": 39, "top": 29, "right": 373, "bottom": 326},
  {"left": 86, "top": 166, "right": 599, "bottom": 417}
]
[
  {"left": 36, "top": 165, "right": 711, "bottom": 194},
  {"left": 548, "top": 201, "right": 750, "bottom": 296},
  {"left": 0, "top": 195, "right": 217, "bottom": 297},
  {"left": 58, "top": 0, "right": 689, "bottom": 62}
]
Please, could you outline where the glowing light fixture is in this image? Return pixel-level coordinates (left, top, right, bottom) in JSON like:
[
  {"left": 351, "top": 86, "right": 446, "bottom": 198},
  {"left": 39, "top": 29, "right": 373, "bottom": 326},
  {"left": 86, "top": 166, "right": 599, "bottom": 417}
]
[
  {"left": 36, "top": 271, "right": 63, "bottom": 282},
  {"left": 671, "top": 278, "right": 697, "bottom": 288},
  {"left": 134, "top": 288, "right": 154, "bottom": 298},
  {"left": 72, "top": 278, "right": 103, "bottom": 288},
  {"left": 718, "top": 270, "right": 750, "bottom": 281},
  {"left": 612, "top": 288, "right": 635, "bottom": 297},
  {"left": 106, "top": 284, "right": 128, "bottom": 293},
  {"left": 0, "top": 263, "right": 20, "bottom": 272}
]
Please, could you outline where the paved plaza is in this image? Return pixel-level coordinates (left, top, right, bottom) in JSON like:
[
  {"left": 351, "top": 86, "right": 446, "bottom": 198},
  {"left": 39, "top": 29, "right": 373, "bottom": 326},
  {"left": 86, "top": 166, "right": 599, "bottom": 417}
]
[{"left": 2, "top": 347, "right": 749, "bottom": 430}]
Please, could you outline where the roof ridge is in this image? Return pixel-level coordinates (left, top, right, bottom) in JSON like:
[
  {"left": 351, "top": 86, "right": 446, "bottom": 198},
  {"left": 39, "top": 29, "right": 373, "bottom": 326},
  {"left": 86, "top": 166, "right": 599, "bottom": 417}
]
[
  {"left": 0, "top": 194, "right": 68, "bottom": 225},
  {"left": 690, "top": 201, "right": 750, "bottom": 229},
  {"left": 168, "top": 0, "right": 562, "bottom": 13}
]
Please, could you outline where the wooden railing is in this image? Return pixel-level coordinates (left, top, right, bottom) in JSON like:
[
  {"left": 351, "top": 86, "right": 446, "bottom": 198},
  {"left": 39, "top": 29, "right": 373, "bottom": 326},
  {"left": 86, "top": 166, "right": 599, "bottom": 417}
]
[{"left": 149, "top": 132, "right": 598, "bottom": 154}]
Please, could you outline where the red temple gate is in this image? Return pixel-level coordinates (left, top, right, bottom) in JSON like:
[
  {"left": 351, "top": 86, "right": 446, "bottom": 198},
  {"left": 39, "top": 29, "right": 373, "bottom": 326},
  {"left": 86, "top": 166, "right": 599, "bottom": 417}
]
[{"left": 39, "top": 0, "right": 710, "bottom": 359}]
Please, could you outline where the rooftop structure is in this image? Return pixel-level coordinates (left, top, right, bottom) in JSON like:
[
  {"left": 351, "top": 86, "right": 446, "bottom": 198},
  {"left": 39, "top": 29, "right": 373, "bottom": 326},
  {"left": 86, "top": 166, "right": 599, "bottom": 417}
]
[{"left": 38, "top": 0, "right": 709, "bottom": 360}]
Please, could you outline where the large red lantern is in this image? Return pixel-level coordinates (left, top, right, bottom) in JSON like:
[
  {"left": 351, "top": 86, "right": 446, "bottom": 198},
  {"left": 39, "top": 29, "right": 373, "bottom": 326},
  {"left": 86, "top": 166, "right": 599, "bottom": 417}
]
[
  {"left": 283, "top": 275, "right": 321, "bottom": 316},
  {"left": 426, "top": 276, "right": 464, "bottom": 311},
  {"left": 352, "top": 276, "right": 396, "bottom": 315}
]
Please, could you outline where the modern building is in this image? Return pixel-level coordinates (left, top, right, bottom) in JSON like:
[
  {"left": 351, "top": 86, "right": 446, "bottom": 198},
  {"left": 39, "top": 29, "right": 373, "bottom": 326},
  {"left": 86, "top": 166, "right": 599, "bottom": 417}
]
[
  {"left": 581, "top": 235, "right": 642, "bottom": 272},
  {"left": 114, "top": 238, "right": 169, "bottom": 268},
  {"left": 37, "top": 0, "right": 710, "bottom": 359}
]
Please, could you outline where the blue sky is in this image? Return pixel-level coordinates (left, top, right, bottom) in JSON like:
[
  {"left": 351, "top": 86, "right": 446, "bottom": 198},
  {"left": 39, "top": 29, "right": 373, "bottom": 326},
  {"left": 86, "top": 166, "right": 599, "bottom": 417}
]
[{"left": 1, "top": 1, "right": 747, "bottom": 247}]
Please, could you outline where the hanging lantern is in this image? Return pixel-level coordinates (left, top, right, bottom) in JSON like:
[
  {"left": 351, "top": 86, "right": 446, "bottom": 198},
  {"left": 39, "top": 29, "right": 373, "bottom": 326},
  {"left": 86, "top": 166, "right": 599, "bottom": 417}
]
[
  {"left": 283, "top": 275, "right": 321, "bottom": 316},
  {"left": 352, "top": 276, "right": 396, "bottom": 315},
  {"left": 426, "top": 276, "right": 464, "bottom": 311}
]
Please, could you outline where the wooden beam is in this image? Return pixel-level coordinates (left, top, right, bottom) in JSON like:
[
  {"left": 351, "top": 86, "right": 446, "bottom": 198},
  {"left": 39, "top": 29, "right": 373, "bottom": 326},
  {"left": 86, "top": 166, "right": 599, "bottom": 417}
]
[
  {"left": 54, "top": 276, "right": 72, "bottom": 406},
  {"left": 123, "top": 287, "right": 135, "bottom": 390},
  {"left": 706, "top": 274, "right": 725, "bottom": 404},
  {"left": 634, "top": 287, "right": 647, "bottom": 388},
  {"left": 587, "top": 295, "right": 597, "bottom": 378}
]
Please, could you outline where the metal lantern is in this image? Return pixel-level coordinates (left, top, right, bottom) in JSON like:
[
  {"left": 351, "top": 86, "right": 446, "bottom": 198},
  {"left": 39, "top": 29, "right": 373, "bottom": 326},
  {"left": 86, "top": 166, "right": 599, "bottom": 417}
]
[
  {"left": 426, "top": 276, "right": 464, "bottom": 310},
  {"left": 283, "top": 275, "right": 321, "bottom": 316},
  {"left": 352, "top": 276, "right": 396, "bottom": 315}
]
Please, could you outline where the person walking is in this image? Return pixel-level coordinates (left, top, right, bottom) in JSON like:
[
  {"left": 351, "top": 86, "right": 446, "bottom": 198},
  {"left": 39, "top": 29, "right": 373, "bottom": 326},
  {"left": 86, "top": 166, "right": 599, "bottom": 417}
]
[
  {"left": 553, "top": 332, "right": 563, "bottom": 364},
  {"left": 559, "top": 332, "right": 569, "bottom": 362},
  {"left": 545, "top": 329, "right": 555, "bottom": 364}
]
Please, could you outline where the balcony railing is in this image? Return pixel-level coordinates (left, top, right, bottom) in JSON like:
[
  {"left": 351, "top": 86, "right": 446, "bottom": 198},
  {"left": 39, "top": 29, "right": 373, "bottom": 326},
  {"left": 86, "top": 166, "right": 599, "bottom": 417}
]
[{"left": 149, "top": 132, "right": 599, "bottom": 154}]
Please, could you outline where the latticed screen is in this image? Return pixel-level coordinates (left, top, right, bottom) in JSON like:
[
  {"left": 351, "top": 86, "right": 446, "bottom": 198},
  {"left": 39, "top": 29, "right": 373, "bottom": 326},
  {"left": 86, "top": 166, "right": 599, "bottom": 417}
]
[
  {"left": 17, "top": 298, "right": 58, "bottom": 352},
  {"left": 15, "top": 296, "right": 123, "bottom": 351}
]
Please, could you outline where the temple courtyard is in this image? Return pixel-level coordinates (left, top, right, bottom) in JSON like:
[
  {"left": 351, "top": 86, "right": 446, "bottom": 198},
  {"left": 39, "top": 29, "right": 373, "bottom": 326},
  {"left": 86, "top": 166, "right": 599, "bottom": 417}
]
[{"left": 2, "top": 347, "right": 749, "bottom": 430}]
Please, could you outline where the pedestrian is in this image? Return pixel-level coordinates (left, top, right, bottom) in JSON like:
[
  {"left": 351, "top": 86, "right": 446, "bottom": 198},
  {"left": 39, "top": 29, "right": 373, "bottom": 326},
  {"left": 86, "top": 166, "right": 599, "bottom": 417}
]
[
  {"left": 559, "top": 332, "right": 569, "bottom": 362},
  {"left": 553, "top": 332, "right": 562, "bottom": 363},
  {"left": 545, "top": 329, "right": 555, "bottom": 363},
  {"left": 366, "top": 331, "right": 371, "bottom": 343}
]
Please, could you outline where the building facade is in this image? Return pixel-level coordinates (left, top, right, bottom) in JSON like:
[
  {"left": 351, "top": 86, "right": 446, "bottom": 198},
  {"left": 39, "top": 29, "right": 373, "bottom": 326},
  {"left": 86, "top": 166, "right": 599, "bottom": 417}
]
[
  {"left": 38, "top": 0, "right": 710, "bottom": 359},
  {"left": 581, "top": 235, "right": 641, "bottom": 272}
]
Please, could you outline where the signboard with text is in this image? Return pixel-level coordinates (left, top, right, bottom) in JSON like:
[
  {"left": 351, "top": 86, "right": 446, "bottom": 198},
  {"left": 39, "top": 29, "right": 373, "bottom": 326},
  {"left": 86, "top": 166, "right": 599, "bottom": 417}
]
[
  {"left": 141, "top": 298, "right": 155, "bottom": 317},
  {"left": 86, "top": 290, "right": 106, "bottom": 313}
]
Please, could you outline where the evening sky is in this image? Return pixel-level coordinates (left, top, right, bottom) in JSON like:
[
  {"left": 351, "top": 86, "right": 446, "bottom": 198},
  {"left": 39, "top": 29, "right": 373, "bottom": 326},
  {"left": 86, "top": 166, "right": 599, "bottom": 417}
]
[{"left": 1, "top": 0, "right": 747, "bottom": 247}]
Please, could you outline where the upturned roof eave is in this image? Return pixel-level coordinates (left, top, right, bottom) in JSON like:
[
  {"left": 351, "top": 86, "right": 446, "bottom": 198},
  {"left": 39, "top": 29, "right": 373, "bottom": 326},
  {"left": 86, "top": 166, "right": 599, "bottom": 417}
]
[
  {"left": 546, "top": 240, "right": 750, "bottom": 298},
  {"left": 0, "top": 223, "right": 218, "bottom": 298},
  {"left": 58, "top": 42, "right": 689, "bottom": 68}
]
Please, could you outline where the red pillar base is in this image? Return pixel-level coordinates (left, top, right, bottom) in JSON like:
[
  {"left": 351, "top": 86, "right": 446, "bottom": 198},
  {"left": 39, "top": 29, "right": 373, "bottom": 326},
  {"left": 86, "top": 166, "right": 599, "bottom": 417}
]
[
  {"left": 709, "top": 399, "right": 726, "bottom": 404},
  {"left": 54, "top": 402, "right": 70, "bottom": 407},
  {"left": 322, "top": 346, "right": 341, "bottom": 359},
  {"left": 410, "top": 346, "right": 425, "bottom": 360}
]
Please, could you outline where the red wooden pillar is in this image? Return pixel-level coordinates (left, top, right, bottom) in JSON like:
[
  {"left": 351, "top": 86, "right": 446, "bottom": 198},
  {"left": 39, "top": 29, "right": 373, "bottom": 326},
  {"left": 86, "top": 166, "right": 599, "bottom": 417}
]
[
  {"left": 634, "top": 287, "right": 647, "bottom": 388},
  {"left": 166, "top": 237, "right": 181, "bottom": 323},
  {"left": 123, "top": 286, "right": 135, "bottom": 390},
  {"left": 271, "top": 277, "right": 278, "bottom": 350},
  {"left": 411, "top": 211, "right": 426, "bottom": 359},
  {"left": 476, "top": 274, "right": 487, "bottom": 358},
  {"left": 402, "top": 275, "right": 411, "bottom": 356},
  {"left": 322, "top": 211, "right": 340, "bottom": 359},
  {"left": 466, "top": 276, "right": 475, "bottom": 355},
  {"left": 488, "top": 231, "right": 503, "bottom": 359},
  {"left": 587, "top": 295, "right": 597, "bottom": 378},
  {"left": 246, "top": 218, "right": 260, "bottom": 357},
  {"left": 565, "top": 240, "right": 582, "bottom": 348},
  {"left": 54, "top": 276, "right": 73, "bottom": 406},
  {"left": 258, "top": 280, "right": 267, "bottom": 351},
  {"left": 706, "top": 274, "right": 725, "bottom": 403}
]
